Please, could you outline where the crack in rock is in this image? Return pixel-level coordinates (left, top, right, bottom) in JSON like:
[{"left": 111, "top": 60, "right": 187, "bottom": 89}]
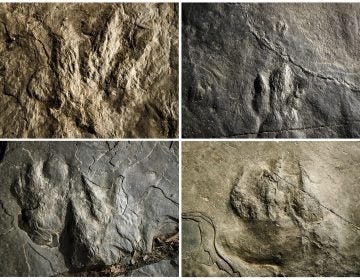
[
  {"left": 246, "top": 16, "right": 360, "bottom": 93},
  {"left": 0, "top": 141, "right": 178, "bottom": 276},
  {"left": 182, "top": 141, "right": 360, "bottom": 276},
  {"left": 182, "top": 3, "right": 360, "bottom": 138}
]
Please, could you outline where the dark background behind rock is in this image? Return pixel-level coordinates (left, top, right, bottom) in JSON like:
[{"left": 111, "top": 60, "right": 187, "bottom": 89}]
[
  {"left": 0, "top": 3, "right": 178, "bottom": 138},
  {"left": 0, "top": 141, "right": 179, "bottom": 276},
  {"left": 182, "top": 3, "right": 360, "bottom": 138}
]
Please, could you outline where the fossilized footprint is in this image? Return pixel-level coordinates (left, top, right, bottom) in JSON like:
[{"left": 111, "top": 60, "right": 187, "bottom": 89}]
[
  {"left": 29, "top": 10, "right": 129, "bottom": 136},
  {"left": 12, "top": 155, "right": 129, "bottom": 266},
  {"left": 252, "top": 64, "right": 306, "bottom": 135},
  {"left": 230, "top": 156, "right": 323, "bottom": 226},
  {"left": 12, "top": 155, "right": 71, "bottom": 247},
  {"left": 65, "top": 174, "right": 129, "bottom": 267},
  {"left": 23, "top": 7, "right": 175, "bottom": 137},
  {"left": 228, "top": 156, "right": 355, "bottom": 272}
]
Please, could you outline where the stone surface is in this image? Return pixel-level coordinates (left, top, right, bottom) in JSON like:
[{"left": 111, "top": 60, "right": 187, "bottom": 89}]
[
  {"left": 0, "top": 3, "right": 178, "bottom": 138},
  {"left": 182, "top": 142, "right": 360, "bottom": 276},
  {"left": 0, "top": 141, "right": 179, "bottom": 276},
  {"left": 182, "top": 3, "right": 360, "bottom": 138},
  {"left": 129, "top": 259, "right": 178, "bottom": 277}
]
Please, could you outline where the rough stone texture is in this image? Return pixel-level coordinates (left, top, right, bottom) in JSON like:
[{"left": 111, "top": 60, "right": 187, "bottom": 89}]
[
  {"left": 182, "top": 3, "right": 360, "bottom": 138},
  {"left": 129, "top": 259, "right": 178, "bottom": 277},
  {"left": 0, "top": 141, "right": 179, "bottom": 276},
  {"left": 182, "top": 142, "right": 360, "bottom": 276},
  {"left": 0, "top": 3, "right": 178, "bottom": 138}
]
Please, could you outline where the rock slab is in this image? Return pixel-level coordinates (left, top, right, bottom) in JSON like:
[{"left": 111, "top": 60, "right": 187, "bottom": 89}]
[
  {"left": 182, "top": 142, "right": 360, "bottom": 276},
  {"left": 0, "top": 141, "right": 179, "bottom": 276},
  {"left": 0, "top": 3, "right": 178, "bottom": 138},
  {"left": 182, "top": 3, "right": 360, "bottom": 138}
]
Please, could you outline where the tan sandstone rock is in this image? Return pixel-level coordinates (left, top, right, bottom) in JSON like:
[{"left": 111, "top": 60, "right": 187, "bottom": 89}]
[
  {"left": 182, "top": 142, "right": 360, "bottom": 276},
  {"left": 0, "top": 3, "right": 178, "bottom": 138}
]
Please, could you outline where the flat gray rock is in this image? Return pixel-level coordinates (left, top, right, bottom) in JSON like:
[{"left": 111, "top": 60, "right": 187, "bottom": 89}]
[
  {"left": 182, "top": 142, "right": 360, "bottom": 276},
  {"left": 129, "top": 259, "right": 178, "bottom": 277},
  {"left": 0, "top": 141, "right": 179, "bottom": 276},
  {"left": 182, "top": 3, "right": 360, "bottom": 138}
]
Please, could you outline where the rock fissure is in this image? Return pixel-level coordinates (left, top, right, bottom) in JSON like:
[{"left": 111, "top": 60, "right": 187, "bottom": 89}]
[
  {"left": 246, "top": 16, "right": 360, "bottom": 93},
  {"left": 228, "top": 121, "right": 360, "bottom": 137},
  {"left": 271, "top": 171, "right": 360, "bottom": 231}
]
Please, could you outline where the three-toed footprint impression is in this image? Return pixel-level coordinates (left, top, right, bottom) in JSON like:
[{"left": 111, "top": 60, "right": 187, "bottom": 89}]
[{"left": 0, "top": 142, "right": 179, "bottom": 276}]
